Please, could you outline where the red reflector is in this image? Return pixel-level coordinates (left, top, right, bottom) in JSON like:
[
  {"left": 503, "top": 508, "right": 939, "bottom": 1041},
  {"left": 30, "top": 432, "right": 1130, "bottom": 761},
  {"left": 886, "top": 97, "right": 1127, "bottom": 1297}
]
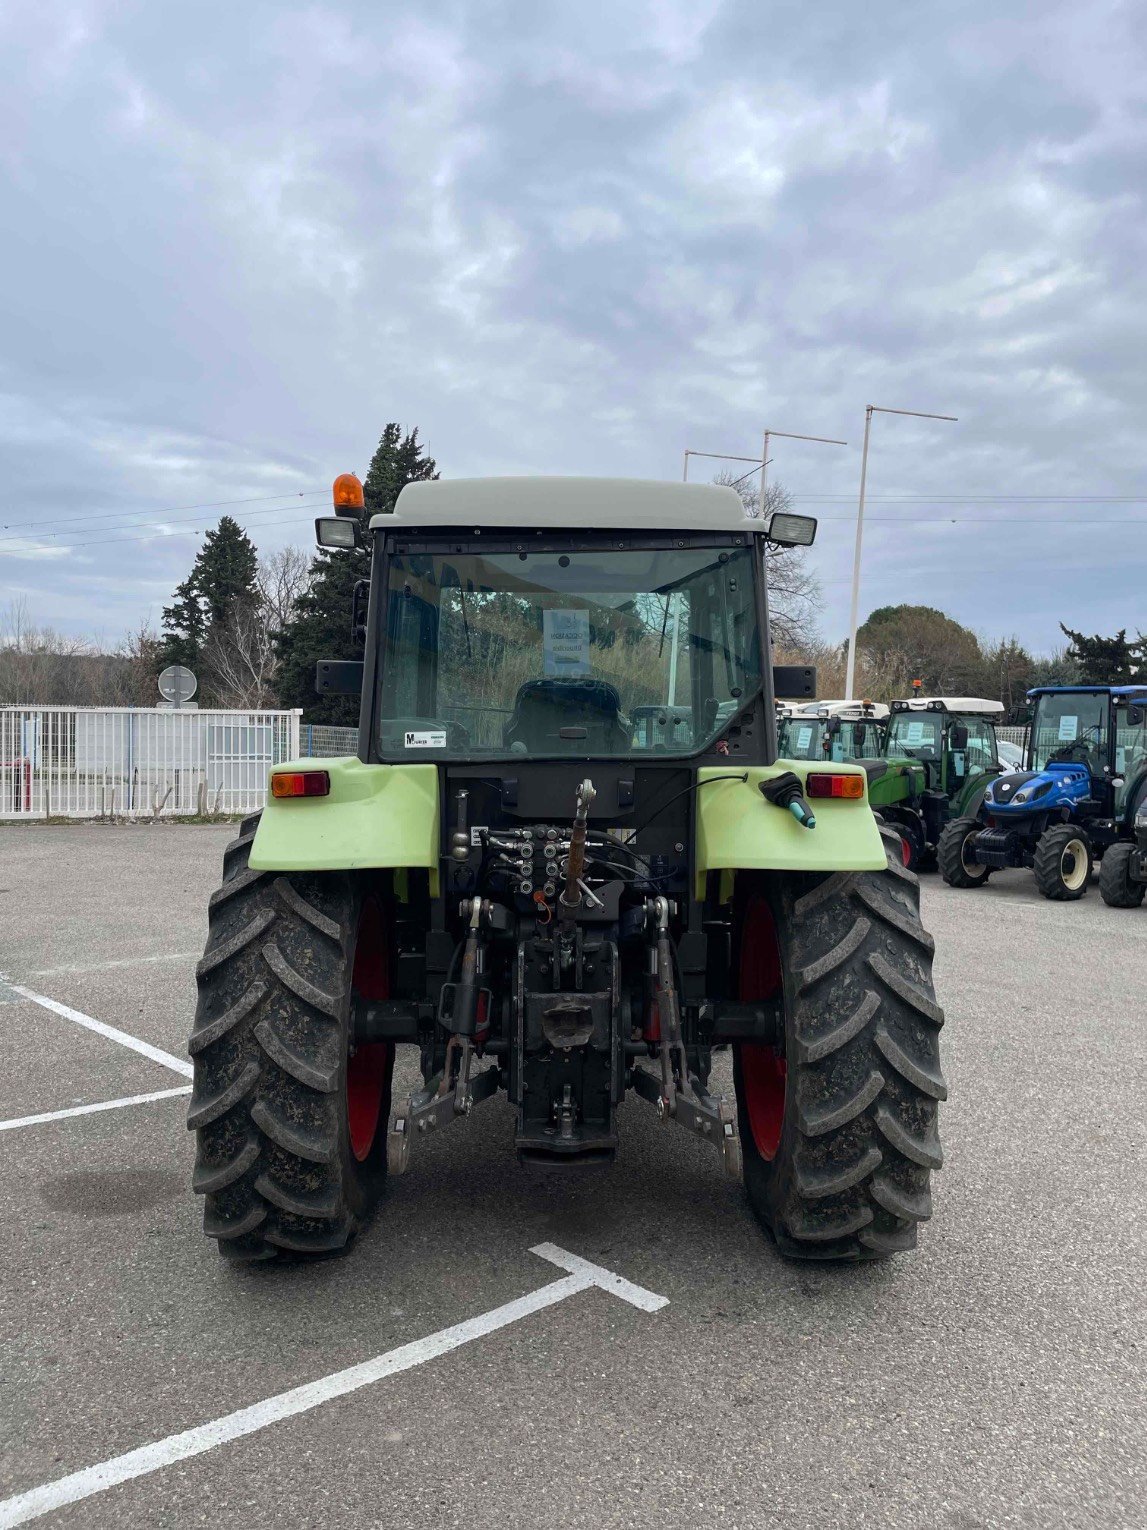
[
  {"left": 271, "top": 770, "right": 330, "bottom": 799},
  {"left": 806, "top": 772, "right": 865, "bottom": 800}
]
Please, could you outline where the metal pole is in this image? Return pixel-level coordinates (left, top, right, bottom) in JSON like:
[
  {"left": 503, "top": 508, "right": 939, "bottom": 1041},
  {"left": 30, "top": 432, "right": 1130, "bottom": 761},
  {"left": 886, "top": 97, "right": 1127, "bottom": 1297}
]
[
  {"left": 666, "top": 593, "right": 682, "bottom": 706},
  {"left": 844, "top": 404, "right": 956, "bottom": 700},
  {"left": 761, "top": 431, "right": 770, "bottom": 512},
  {"left": 845, "top": 406, "right": 874, "bottom": 701}
]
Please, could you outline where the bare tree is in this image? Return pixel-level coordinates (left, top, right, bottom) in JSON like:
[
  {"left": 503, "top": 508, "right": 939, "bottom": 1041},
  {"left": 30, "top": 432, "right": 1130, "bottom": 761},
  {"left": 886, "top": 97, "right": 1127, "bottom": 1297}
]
[
  {"left": 201, "top": 601, "right": 280, "bottom": 709},
  {"left": 713, "top": 473, "right": 823, "bottom": 651},
  {"left": 257, "top": 546, "right": 310, "bottom": 632}
]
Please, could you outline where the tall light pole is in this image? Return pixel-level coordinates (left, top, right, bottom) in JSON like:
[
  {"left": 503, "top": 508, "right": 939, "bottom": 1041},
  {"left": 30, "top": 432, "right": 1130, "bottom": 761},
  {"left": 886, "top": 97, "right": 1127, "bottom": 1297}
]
[
  {"left": 759, "top": 428, "right": 846, "bottom": 510},
  {"left": 844, "top": 404, "right": 958, "bottom": 700},
  {"left": 684, "top": 429, "right": 847, "bottom": 513}
]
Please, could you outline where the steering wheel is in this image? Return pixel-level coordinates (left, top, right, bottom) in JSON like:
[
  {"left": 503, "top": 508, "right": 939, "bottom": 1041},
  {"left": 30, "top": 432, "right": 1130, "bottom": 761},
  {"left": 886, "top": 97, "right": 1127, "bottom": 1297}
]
[{"left": 1050, "top": 742, "right": 1092, "bottom": 765}]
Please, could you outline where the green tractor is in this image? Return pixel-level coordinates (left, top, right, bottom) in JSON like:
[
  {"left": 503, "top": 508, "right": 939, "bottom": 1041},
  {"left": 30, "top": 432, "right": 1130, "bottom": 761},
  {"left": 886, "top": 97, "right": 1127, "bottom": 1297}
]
[
  {"left": 862, "top": 694, "right": 1005, "bottom": 870},
  {"left": 779, "top": 700, "right": 888, "bottom": 764},
  {"left": 188, "top": 475, "right": 944, "bottom": 1264}
]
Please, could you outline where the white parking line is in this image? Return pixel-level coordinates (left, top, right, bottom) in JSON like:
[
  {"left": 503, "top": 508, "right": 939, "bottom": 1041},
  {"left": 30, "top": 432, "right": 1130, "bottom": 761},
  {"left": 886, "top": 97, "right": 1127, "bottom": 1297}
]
[
  {"left": 29, "top": 953, "right": 196, "bottom": 978},
  {"left": 0, "top": 979, "right": 192, "bottom": 1079},
  {"left": 0, "top": 1086, "right": 192, "bottom": 1133},
  {"left": 0, "top": 1244, "right": 667, "bottom": 1528}
]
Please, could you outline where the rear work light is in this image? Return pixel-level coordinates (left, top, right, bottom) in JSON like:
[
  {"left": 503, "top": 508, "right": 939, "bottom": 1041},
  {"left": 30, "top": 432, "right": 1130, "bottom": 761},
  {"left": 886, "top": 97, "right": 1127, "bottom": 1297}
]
[
  {"left": 271, "top": 770, "right": 330, "bottom": 799},
  {"left": 805, "top": 772, "right": 865, "bottom": 800}
]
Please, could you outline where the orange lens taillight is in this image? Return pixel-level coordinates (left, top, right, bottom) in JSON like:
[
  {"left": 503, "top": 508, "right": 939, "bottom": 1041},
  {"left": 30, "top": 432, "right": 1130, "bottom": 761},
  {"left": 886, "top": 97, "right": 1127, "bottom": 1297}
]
[
  {"left": 805, "top": 772, "right": 865, "bottom": 800},
  {"left": 271, "top": 770, "right": 330, "bottom": 799},
  {"left": 332, "top": 472, "right": 365, "bottom": 511}
]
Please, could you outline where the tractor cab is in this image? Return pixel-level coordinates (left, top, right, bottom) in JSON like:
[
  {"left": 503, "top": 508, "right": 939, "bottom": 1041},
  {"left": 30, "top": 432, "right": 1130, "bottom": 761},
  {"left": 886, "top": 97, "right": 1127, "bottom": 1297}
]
[
  {"left": 864, "top": 695, "right": 1004, "bottom": 868},
  {"left": 780, "top": 699, "right": 888, "bottom": 762}
]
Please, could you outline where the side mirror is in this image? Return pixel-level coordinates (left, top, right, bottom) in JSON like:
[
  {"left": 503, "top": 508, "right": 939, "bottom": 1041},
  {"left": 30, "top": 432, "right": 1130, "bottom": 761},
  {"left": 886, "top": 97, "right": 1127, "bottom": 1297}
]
[
  {"left": 1129, "top": 706, "right": 1144, "bottom": 726},
  {"left": 949, "top": 723, "right": 969, "bottom": 751},
  {"left": 825, "top": 715, "right": 842, "bottom": 737},
  {"left": 352, "top": 579, "right": 369, "bottom": 646}
]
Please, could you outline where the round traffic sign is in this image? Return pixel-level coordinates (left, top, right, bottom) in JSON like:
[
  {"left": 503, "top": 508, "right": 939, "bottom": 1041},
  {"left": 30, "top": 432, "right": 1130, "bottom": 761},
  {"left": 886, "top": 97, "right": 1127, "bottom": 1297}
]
[{"left": 158, "top": 665, "right": 198, "bottom": 703}]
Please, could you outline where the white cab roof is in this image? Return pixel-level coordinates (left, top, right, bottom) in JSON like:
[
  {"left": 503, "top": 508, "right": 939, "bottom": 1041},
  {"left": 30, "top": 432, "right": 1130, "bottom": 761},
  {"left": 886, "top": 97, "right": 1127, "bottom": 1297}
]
[
  {"left": 372, "top": 476, "right": 757, "bottom": 533},
  {"left": 895, "top": 696, "right": 1005, "bottom": 715},
  {"left": 796, "top": 699, "right": 889, "bottom": 719}
]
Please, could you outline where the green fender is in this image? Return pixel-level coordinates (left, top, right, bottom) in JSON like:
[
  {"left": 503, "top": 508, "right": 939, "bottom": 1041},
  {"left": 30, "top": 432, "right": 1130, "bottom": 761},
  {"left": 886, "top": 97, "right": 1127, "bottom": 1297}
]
[
  {"left": 865, "top": 758, "right": 925, "bottom": 810},
  {"left": 250, "top": 758, "right": 440, "bottom": 893},
  {"left": 695, "top": 761, "right": 886, "bottom": 900}
]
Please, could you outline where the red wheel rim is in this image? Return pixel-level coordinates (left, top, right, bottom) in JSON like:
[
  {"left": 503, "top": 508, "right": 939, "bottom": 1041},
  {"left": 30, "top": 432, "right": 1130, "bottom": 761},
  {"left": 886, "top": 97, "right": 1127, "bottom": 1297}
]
[
  {"left": 739, "top": 898, "right": 786, "bottom": 1161},
  {"left": 347, "top": 897, "right": 391, "bottom": 1162},
  {"left": 900, "top": 833, "right": 913, "bottom": 867}
]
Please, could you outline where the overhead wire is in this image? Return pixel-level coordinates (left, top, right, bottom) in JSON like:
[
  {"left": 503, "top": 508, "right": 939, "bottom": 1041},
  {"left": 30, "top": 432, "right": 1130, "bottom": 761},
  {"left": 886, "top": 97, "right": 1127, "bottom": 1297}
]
[{"left": 0, "top": 487, "right": 327, "bottom": 537}]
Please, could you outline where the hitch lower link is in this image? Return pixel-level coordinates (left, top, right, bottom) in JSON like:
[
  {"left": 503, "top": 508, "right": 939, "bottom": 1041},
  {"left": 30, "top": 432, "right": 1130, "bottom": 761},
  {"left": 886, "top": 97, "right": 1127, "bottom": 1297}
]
[
  {"left": 387, "top": 896, "right": 500, "bottom": 1176},
  {"left": 632, "top": 897, "right": 742, "bottom": 1182}
]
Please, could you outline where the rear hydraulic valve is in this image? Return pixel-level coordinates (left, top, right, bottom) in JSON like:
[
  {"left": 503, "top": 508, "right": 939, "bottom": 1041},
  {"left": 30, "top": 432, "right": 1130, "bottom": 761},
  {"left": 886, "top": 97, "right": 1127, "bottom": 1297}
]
[{"left": 759, "top": 772, "right": 816, "bottom": 828}]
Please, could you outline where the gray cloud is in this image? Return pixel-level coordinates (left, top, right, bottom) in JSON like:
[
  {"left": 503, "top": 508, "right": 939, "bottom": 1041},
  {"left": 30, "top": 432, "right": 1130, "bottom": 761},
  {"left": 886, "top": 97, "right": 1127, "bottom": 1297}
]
[{"left": 1, "top": 0, "right": 1144, "bottom": 652}]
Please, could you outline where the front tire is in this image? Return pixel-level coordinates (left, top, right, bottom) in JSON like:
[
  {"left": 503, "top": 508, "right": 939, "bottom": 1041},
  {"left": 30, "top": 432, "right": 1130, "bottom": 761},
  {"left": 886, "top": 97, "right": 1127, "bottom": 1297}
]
[
  {"left": 938, "top": 816, "right": 991, "bottom": 888},
  {"left": 1098, "top": 842, "right": 1144, "bottom": 908},
  {"left": 1033, "top": 823, "right": 1092, "bottom": 901},
  {"left": 732, "top": 826, "right": 946, "bottom": 1260},
  {"left": 187, "top": 814, "right": 394, "bottom": 1262}
]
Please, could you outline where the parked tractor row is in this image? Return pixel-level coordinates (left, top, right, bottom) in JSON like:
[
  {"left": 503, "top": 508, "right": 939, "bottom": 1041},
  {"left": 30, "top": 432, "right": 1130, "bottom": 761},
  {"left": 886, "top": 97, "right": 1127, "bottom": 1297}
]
[{"left": 779, "top": 684, "right": 1146, "bottom": 904}]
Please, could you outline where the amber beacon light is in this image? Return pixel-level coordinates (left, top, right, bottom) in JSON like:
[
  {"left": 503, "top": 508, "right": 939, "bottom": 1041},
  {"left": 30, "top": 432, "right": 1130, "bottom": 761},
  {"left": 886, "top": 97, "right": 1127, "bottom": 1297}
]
[{"left": 332, "top": 472, "right": 365, "bottom": 515}]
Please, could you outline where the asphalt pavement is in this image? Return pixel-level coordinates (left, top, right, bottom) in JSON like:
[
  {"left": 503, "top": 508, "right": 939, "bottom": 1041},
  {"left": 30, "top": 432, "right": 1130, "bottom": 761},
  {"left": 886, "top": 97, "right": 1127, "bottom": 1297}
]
[{"left": 0, "top": 823, "right": 1143, "bottom": 1529}]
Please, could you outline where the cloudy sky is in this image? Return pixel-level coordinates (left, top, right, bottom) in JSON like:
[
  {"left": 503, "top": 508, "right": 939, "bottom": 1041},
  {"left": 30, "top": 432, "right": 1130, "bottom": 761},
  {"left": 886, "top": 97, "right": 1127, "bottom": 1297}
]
[{"left": 2, "top": 0, "right": 1144, "bottom": 655}]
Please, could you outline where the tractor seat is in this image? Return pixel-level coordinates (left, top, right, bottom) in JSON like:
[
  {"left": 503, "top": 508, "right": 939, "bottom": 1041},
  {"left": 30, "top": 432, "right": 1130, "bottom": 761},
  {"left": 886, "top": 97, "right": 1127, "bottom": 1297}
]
[{"left": 503, "top": 678, "right": 632, "bottom": 754}]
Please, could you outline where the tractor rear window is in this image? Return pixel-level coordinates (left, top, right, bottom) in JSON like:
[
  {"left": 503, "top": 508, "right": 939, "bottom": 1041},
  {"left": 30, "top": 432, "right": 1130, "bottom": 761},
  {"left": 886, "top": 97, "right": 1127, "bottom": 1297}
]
[{"left": 377, "top": 543, "right": 762, "bottom": 759}]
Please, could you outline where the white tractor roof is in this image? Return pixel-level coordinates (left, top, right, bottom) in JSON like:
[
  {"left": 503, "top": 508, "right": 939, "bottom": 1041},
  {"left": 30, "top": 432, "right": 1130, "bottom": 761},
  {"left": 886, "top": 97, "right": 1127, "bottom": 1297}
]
[
  {"left": 373, "top": 476, "right": 758, "bottom": 533},
  {"left": 796, "top": 699, "right": 890, "bottom": 719},
  {"left": 893, "top": 696, "right": 1005, "bottom": 715}
]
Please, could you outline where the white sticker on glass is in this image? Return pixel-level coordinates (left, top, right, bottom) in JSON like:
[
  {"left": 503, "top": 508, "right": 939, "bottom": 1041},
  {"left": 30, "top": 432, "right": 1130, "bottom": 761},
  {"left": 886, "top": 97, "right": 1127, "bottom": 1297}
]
[
  {"left": 543, "top": 609, "right": 591, "bottom": 677},
  {"left": 905, "top": 720, "right": 925, "bottom": 745},
  {"left": 404, "top": 730, "right": 447, "bottom": 748},
  {"left": 1058, "top": 715, "right": 1079, "bottom": 742},
  {"left": 795, "top": 725, "right": 813, "bottom": 751}
]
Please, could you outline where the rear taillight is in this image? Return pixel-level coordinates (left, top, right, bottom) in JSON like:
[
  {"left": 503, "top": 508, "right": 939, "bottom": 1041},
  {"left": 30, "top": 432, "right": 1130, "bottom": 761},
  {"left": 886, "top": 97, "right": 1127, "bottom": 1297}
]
[
  {"left": 271, "top": 770, "right": 330, "bottom": 799},
  {"left": 805, "top": 772, "right": 864, "bottom": 800}
]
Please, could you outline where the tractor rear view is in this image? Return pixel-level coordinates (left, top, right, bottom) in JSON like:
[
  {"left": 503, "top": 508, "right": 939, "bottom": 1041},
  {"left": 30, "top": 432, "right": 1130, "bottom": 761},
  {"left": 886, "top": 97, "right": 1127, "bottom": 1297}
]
[{"left": 188, "top": 476, "right": 945, "bottom": 1264}]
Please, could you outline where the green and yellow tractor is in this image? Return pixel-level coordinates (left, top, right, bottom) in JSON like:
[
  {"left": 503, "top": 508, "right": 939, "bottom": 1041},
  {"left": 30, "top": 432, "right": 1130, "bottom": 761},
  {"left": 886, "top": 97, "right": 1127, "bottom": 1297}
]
[
  {"left": 188, "top": 475, "right": 944, "bottom": 1264},
  {"left": 860, "top": 694, "right": 1005, "bottom": 870}
]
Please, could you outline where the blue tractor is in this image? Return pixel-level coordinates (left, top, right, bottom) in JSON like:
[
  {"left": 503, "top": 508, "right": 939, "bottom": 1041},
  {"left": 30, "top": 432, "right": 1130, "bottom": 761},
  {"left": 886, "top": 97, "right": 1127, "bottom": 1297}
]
[{"left": 938, "top": 685, "right": 1147, "bottom": 900}]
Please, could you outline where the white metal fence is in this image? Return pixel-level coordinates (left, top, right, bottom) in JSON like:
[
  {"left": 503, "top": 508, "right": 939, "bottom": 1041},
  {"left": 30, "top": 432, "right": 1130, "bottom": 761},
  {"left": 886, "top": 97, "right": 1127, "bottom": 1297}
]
[{"left": 0, "top": 707, "right": 301, "bottom": 819}]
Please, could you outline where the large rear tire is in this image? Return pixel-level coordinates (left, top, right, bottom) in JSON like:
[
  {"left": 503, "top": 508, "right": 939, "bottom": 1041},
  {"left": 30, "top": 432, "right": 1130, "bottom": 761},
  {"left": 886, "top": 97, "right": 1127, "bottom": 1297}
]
[
  {"left": 187, "top": 814, "right": 395, "bottom": 1262},
  {"left": 937, "top": 816, "right": 991, "bottom": 888},
  {"left": 1098, "top": 842, "right": 1144, "bottom": 908},
  {"left": 732, "top": 826, "right": 945, "bottom": 1260},
  {"left": 1033, "top": 823, "right": 1092, "bottom": 901}
]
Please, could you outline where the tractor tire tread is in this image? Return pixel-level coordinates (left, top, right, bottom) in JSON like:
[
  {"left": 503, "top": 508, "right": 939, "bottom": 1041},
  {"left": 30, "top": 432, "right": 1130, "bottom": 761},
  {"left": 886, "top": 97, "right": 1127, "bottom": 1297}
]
[
  {"left": 1098, "top": 842, "right": 1144, "bottom": 908},
  {"left": 189, "top": 832, "right": 381, "bottom": 1262},
  {"left": 1033, "top": 824, "right": 1092, "bottom": 901},
  {"left": 736, "top": 833, "right": 944, "bottom": 1261},
  {"left": 937, "top": 816, "right": 990, "bottom": 889}
]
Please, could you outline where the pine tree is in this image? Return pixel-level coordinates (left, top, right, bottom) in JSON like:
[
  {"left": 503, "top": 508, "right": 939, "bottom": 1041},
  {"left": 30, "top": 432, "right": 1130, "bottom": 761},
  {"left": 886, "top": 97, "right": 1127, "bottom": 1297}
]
[
  {"left": 276, "top": 426, "right": 439, "bottom": 724},
  {"left": 1058, "top": 623, "right": 1144, "bottom": 684},
  {"left": 160, "top": 515, "right": 260, "bottom": 692}
]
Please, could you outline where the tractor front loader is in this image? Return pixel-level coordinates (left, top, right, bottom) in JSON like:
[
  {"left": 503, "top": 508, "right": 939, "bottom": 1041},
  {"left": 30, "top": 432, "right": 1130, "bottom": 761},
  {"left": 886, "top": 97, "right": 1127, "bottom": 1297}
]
[{"left": 188, "top": 476, "right": 945, "bottom": 1264}]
